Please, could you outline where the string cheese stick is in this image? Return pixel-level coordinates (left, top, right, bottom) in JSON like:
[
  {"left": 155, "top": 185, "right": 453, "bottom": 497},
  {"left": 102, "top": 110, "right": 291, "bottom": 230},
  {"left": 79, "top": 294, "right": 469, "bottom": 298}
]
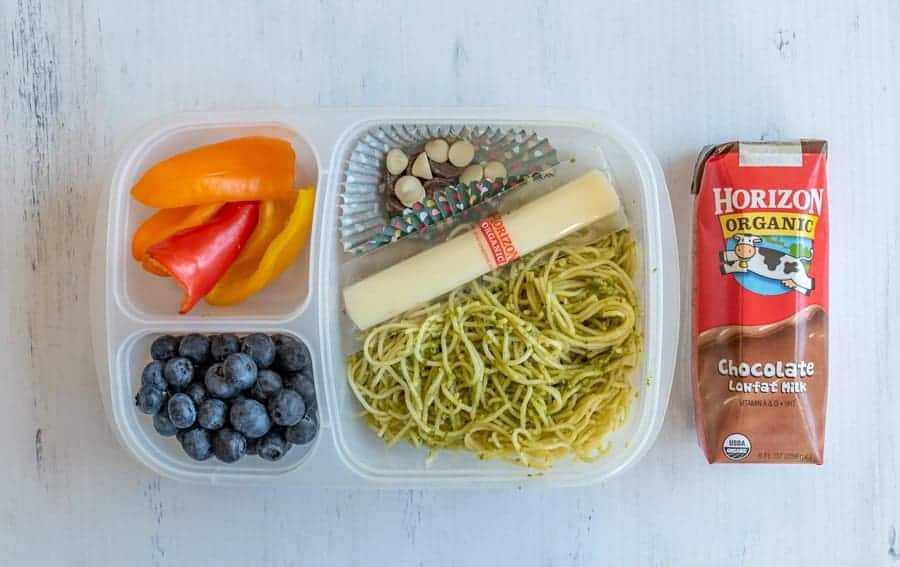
[{"left": 343, "top": 170, "right": 623, "bottom": 330}]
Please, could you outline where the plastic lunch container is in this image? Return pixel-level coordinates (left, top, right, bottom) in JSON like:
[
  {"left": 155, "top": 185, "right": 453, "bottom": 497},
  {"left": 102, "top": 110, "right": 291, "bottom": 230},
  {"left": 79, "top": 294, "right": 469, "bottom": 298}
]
[{"left": 90, "top": 108, "right": 679, "bottom": 487}]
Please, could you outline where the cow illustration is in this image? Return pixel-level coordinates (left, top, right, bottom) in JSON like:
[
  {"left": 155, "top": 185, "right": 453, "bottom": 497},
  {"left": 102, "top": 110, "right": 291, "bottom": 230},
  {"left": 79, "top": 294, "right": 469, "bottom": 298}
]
[{"left": 719, "top": 234, "right": 815, "bottom": 295}]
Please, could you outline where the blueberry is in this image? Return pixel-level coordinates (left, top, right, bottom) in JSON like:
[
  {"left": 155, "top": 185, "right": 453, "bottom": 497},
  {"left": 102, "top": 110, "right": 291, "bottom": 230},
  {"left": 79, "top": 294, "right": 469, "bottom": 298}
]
[
  {"left": 223, "top": 352, "right": 258, "bottom": 390},
  {"left": 184, "top": 381, "right": 207, "bottom": 406},
  {"left": 274, "top": 337, "right": 310, "bottom": 372},
  {"left": 282, "top": 365, "right": 311, "bottom": 388},
  {"left": 272, "top": 334, "right": 296, "bottom": 347},
  {"left": 283, "top": 333, "right": 305, "bottom": 346},
  {"left": 229, "top": 398, "right": 271, "bottom": 439},
  {"left": 135, "top": 385, "right": 165, "bottom": 415},
  {"left": 284, "top": 369, "right": 316, "bottom": 407},
  {"left": 141, "top": 360, "right": 167, "bottom": 391},
  {"left": 285, "top": 413, "right": 318, "bottom": 445},
  {"left": 178, "top": 333, "right": 210, "bottom": 364},
  {"left": 153, "top": 411, "right": 178, "bottom": 437},
  {"left": 167, "top": 393, "right": 197, "bottom": 429},
  {"left": 257, "top": 430, "right": 290, "bottom": 461},
  {"left": 240, "top": 333, "right": 276, "bottom": 369},
  {"left": 197, "top": 398, "right": 228, "bottom": 430},
  {"left": 179, "top": 428, "right": 213, "bottom": 461},
  {"left": 164, "top": 357, "right": 194, "bottom": 389},
  {"left": 267, "top": 389, "right": 305, "bottom": 427},
  {"left": 250, "top": 369, "right": 283, "bottom": 401},
  {"left": 204, "top": 363, "right": 238, "bottom": 399},
  {"left": 210, "top": 333, "right": 241, "bottom": 362},
  {"left": 213, "top": 428, "right": 246, "bottom": 463},
  {"left": 150, "top": 335, "right": 180, "bottom": 361}
]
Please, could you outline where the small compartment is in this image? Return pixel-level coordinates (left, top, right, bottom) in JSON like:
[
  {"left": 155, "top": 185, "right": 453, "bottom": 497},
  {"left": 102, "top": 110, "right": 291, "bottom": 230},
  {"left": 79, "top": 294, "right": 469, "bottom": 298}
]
[
  {"left": 320, "top": 117, "right": 677, "bottom": 484},
  {"left": 113, "top": 330, "right": 322, "bottom": 482},
  {"left": 112, "top": 122, "right": 319, "bottom": 322}
]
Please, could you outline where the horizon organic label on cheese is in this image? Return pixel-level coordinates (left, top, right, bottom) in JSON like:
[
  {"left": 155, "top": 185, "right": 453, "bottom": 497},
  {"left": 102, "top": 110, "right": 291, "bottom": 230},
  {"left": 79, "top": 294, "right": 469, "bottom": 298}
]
[
  {"left": 691, "top": 140, "right": 829, "bottom": 464},
  {"left": 475, "top": 214, "right": 520, "bottom": 269}
]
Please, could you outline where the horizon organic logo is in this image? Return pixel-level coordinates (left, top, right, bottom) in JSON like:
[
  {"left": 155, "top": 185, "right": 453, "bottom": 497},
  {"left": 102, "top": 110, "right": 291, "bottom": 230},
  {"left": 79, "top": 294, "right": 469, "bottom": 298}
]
[{"left": 713, "top": 187, "right": 825, "bottom": 216}]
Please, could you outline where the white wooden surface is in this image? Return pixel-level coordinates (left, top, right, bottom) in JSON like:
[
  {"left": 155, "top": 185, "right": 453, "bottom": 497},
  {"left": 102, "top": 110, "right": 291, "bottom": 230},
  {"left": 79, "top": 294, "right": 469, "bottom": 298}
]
[{"left": 2, "top": 1, "right": 898, "bottom": 565}]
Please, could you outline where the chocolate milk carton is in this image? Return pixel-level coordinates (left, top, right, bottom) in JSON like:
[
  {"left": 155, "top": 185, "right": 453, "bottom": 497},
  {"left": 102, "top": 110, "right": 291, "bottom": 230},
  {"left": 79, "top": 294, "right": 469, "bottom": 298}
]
[{"left": 692, "top": 141, "right": 829, "bottom": 464}]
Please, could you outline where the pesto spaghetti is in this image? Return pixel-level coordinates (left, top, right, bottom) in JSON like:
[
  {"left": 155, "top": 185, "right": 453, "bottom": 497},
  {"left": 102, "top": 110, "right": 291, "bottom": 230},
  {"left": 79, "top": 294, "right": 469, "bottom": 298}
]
[{"left": 346, "top": 229, "right": 641, "bottom": 468}]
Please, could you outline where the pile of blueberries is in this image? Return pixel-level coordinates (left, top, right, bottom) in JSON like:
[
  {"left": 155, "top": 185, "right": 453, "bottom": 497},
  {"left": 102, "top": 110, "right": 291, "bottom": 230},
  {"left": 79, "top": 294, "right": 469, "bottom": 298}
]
[{"left": 135, "top": 333, "right": 318, "bottom": 463}]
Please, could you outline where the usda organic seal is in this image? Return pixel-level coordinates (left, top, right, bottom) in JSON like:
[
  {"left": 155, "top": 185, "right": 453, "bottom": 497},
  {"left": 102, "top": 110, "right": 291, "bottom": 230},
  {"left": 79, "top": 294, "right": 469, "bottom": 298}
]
[{"left": 723, "top": 433, "right": 752, "bottom": 460}]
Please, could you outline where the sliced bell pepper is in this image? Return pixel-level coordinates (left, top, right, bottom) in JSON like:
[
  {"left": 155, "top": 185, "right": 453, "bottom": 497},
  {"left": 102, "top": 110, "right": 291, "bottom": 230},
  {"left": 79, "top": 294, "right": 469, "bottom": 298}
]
[
  {"left": 132, "top": 203, "right": 224, "bottom": 276},
  {"left": 145, "top": 201, "right": 260, "bottom": 313},
  {"left": 211, "top": 195, "right": 296, "bottom": 287},
  {"left": 205, "top": 187, "right": 315, "bottom": 306},
  {"left": 131, "top": 137, "right": 297, "bottom": 208}
]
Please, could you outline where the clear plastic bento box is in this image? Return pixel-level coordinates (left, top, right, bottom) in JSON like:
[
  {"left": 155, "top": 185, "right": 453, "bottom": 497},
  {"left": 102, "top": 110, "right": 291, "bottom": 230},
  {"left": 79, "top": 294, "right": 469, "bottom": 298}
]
[{"left": 91, "top": 108, "right": 678, "bottom": 487}]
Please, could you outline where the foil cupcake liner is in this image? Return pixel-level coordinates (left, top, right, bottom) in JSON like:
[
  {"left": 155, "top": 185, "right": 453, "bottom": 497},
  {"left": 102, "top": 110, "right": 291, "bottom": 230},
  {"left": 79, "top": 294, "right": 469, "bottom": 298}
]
[{"left": 340, "top": 124, "right": 559, "bottom": 254}]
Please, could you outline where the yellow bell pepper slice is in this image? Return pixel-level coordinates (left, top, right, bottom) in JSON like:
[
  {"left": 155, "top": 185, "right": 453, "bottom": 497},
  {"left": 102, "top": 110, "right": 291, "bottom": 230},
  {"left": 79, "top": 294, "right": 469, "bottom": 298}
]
[
  {"left": 205, "top": 186, "right": 315, "bottom": 306},
  {"left": 214, "top": 194, "right": 297, "bottom": 287}
]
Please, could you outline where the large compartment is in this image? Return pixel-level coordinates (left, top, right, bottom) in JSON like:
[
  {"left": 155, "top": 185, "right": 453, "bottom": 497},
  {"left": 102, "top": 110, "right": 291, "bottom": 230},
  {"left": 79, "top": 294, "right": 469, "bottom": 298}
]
[{"left": 318, "top": 114, "right": 678, "bottom": 485}]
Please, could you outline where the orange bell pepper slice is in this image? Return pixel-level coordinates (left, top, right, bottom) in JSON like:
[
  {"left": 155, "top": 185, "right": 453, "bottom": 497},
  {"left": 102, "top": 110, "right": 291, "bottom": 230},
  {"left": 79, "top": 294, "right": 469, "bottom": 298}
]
[
  {"left": 132, "top": 203, "right": 224, "bottom": 275},
  {"left": 205, "top": 187, "right": 315, "bottom": 306},
  {"left": 131, "top": 137, "right": 297, "bottom": 208}
]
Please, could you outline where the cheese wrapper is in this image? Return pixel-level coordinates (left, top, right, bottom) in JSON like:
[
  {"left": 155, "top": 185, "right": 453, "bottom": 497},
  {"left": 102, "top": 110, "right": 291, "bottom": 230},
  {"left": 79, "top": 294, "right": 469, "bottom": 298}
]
[{"left": 343, "top": 170, "right": 624, "bottom": 330}]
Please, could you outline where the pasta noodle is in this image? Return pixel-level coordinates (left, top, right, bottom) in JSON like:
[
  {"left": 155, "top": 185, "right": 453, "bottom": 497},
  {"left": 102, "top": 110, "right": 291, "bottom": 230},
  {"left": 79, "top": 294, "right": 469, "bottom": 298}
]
[{"left": 346, "top": 228, "right": 641, "bottom": 468}]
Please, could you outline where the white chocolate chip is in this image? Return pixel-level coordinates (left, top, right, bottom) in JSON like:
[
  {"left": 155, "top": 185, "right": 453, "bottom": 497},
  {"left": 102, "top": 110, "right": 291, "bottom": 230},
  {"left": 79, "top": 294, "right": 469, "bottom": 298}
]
[
  {"left": 394, "top": 175, "right": 426, "bottom": 207},
  {"left": 483, "top": 161, "right": 507, "bottom": 179},
  {"left": 410, "top": 152, "right": 433, "bottom": 179},
  {"left": 459, "top": 164, "right": 484, "bottom": 185},
  {"left": 424, "top": 138, "right": 449, "bottom": 163},
  {"left": 385, "top": 149, "right": 409, "bottom": 175},
  {"left": 448, "top": 140, "right": 475, "bottom": 167}
]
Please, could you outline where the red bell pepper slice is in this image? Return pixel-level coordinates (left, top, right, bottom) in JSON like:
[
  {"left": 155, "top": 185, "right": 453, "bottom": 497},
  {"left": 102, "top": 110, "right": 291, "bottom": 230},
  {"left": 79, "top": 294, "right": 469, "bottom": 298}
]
[{"left": 145, "top": 201, "right": 260, "bottom": 313}]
